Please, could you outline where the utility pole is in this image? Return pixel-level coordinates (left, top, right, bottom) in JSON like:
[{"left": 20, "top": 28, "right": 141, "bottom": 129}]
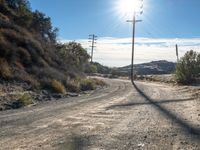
[
  {"left": 127, "top": 0, "right": 143, "bottom": 84},
  {"left": 89, "top": 34, "right": 97, "bottom": 63},
  {"left": 176, "top": 44, "right": 179, "bottom": 62}
]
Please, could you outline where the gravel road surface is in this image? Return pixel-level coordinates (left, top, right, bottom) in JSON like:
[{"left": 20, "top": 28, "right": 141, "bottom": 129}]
[{"left": 0, "top": 78, "right": 199, "bottom": 150}]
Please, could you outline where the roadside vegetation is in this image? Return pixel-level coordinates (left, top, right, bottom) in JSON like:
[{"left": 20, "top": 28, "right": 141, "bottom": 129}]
[
  {"left": 175, "top": 50, "right": 200, "bottom": 84},
  {"left": 135, "top": 50, "right": 200, "bottom": 85},
  {"left": 17, "top": 93, "right": 33, "bottom": 106}
]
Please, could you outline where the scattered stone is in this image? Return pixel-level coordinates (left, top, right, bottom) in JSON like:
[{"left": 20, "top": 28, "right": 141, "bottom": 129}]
[
  {"left": 138, "top": 143, "right": 144, "bottom": 147},
  {"left": 52, "top": 93, "right": 64, "bottom": 99},
  {"left": 58, "top": 141, "right": 64, "bottom": 144},
  {"left": 172, "top": 133, "right": 178, "bottom": 137},
  {"left": 67, "top": 92, "right": 79, "bottom": 97},
  {"left": 41, "top": 90, "right": 49, "bottom": 95}
]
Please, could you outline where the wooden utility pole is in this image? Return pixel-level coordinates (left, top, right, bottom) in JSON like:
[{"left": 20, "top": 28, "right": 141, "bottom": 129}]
[
  {"left": 176, "top": 44, "right": 179, "bottom": 62},
  {"left": 127, "top": 0, "right": 143, "bottom": 84},
  {"left": 89, "top": 34, "right": 97, "bottom": 63}
]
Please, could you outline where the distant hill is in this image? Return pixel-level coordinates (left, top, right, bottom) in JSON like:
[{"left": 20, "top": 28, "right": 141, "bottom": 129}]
[
  {"left": 117, "top": 60, "right": 176, "bottom": 75},
  {"left": 91, "top": 60, "right": 176, "bottom": 77},
  {"left": 91, "top": 62, "right": 112, "bottom": 74}
]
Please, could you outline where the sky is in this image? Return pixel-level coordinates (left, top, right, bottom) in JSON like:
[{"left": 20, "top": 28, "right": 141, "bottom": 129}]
[{"left": 29, "top": 0, "right": 200, "bottom": 67}]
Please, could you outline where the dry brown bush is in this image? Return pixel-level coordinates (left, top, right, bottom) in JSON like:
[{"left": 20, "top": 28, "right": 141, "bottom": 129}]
[
  {"left": 0, "top": 58, "right": 12, "bottom": 79},
  {"left": 14, "top": 61, "right": 25, "bottom": 70},
  {"left": 18, "top": 47, "right": 31, "bottom": 64},
  {"left": 65, "top": 80, "right": 80, "bottom": 93},
  {"left": 50, "top": 79, "right": 66, "bottom": 94},
  {"left": 90, "top": 78, "right": 106, "bottom": 87},
  {"left": 23, "top": 74, "right": 40, "bottom": 88}
]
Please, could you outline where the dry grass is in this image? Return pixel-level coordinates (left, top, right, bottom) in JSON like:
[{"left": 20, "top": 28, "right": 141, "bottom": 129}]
[
  {"left": 18, "top": 47, "right": 31, "bottom": 64},
  {"left": 65, "top": 80, "right": 80, "bottom": 93},
  {"left": 65, "top": 78, "right": 106, "bottom": 92},
  {"left": 23, "top": 74, "right": 40, "bottom": 88},
  {"left": 50, "top": 80, "right": 66, "bottom": 94},
  {"left": 136, "top": 74, "right": 175, "bottom": 83},
  {"left": 91, "top": 78, "right": 106, "bottom": 87},
  {"left": 0, "top": 58, "right": 12, "bottom": 79},
  {"left": 80, "top": 78, "right": 96, "bottom": 91},
  {"left": 14, "top": 61, "right": 25, "bottom": 70}
]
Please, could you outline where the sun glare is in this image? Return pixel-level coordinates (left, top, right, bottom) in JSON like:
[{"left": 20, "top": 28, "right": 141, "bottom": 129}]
[{"left": 116, "top": 0, "right": 142, "bottom": 17}]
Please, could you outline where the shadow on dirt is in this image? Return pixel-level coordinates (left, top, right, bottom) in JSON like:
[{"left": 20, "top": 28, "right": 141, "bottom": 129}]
[
  {"left": 58, "top": 134, "right": 90, "bottom": 150},
  {"left": 132, "top": 82, "right": 200, "bottom": 137},
  {"left": 107, "top": 82, "right": 200, "bottom": 139},
  {"left": 107, "top": 98, "right": 194, "bottom": 109}
]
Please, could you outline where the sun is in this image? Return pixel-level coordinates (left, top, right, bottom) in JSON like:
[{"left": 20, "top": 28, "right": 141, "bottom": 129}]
[{"left": 116, "top": 0, "right": 142, "bottom": 16}]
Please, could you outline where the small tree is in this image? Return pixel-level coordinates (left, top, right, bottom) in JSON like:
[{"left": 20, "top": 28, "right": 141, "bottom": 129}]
[
  {"left": 84, "top": 64, "right": 97, "bottom": 74},
  {"left": 175, "top": 50, "right": 200, "bottom": 84},
  {"left": 56, "top": 42, "right": 90, "bottom": 71},
  {"left": 6, "top": 0, "right": 30, "bottom": 10}
]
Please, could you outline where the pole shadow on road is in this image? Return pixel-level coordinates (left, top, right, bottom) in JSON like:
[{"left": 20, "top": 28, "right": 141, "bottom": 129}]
[
  {"left": 107, "top": 82, "right": 200, "bottom": 140},
  {"left": 58, "top": 134, "right": 90, "bottom": 150}
]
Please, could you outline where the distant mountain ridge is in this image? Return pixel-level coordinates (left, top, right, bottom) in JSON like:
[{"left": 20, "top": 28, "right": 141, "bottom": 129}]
[{"left": 117, "top": 60, "right": 176, "bottom": 75}]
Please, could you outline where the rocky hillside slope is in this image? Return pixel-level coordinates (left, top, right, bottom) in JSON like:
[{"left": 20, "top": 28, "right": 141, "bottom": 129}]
[{"left": 0, "top": 0, "right": 104, "bottom": 110}]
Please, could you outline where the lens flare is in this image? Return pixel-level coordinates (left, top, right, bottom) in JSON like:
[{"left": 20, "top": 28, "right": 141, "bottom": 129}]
[{"left": 115, "top": 0, "right": 142, "bottom": 18}]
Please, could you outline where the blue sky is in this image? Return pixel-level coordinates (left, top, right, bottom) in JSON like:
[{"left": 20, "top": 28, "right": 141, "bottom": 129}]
[{"left": 29, "top": 0, "right": 200, "bottom": 66}]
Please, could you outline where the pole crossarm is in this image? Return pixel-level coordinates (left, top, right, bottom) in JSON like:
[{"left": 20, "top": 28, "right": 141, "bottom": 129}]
[{"left": 127, "top": 20, "right": 142, "bottom": 23}]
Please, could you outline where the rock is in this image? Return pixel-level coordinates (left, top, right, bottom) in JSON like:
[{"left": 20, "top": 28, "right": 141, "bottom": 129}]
[
  {"left": 0, "top": 106, "right": 3, "bottom": 111},
  {"left": 52, "top": 93, "right": 64, "bottom": 99},
  {"left": 6, "top": 101, "right": 23, "bottom": 109},
  {"left": 41, "top": 90, "right": 49, "bottom": 95},
  {"left": 67, "top": 92, "right": 79, "bottom": 97},
  {"left": 138, "top": 143, "right": 144, "bottom": 147},
  {"left": 172, "top": 133, "right": 177, "bottom": 137}
]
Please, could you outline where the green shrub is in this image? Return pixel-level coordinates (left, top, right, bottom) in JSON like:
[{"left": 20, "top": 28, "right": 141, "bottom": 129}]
[
  {"left": 17, "top": 93, "right": 33, "bottom": 106},
  {"left": 84, "top": 64, "right": 97, "bottom": 74},
  {"left": 90, "top": 78, "right": 106, "bottom": 87},
  {"left": 175, "top": 50, "right": 200, "bottom": 84},
  {"left": 50, "top": 79, "right": 66, "bottom": 93},
  {"left": 80, "top": 78, "right": 95, "bottom": 91},
  {"left": 65, "top": 78, "right": 106, "bottom": 92},
  {"left": 65, "top": 80, "right": 80, "bottom": 93}
]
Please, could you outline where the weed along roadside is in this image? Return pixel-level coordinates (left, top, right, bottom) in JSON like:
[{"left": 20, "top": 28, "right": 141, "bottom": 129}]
[{"left": 0, "top": 77, "right": 106, "bottom": 111}]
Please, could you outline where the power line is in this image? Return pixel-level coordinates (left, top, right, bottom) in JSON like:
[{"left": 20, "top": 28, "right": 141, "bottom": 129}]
[{"left": 88, "top": 34, "right": 97, "bottom": 63}]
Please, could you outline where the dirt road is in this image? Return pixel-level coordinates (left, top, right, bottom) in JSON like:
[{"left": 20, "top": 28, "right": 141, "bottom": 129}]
[{"left": 0, "top": 78, "right": 199, "bottom": 150}]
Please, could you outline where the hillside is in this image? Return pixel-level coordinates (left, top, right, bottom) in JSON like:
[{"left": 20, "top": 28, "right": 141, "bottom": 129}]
[
  {"left": 117, "top": 60, "right": 176, "bottom": 76},
  {"left": 0, "top": 0, "right": 104, "bottom": 110},
  {"left": 0, "top": 0, "right": 92, "bottom": 87}
]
